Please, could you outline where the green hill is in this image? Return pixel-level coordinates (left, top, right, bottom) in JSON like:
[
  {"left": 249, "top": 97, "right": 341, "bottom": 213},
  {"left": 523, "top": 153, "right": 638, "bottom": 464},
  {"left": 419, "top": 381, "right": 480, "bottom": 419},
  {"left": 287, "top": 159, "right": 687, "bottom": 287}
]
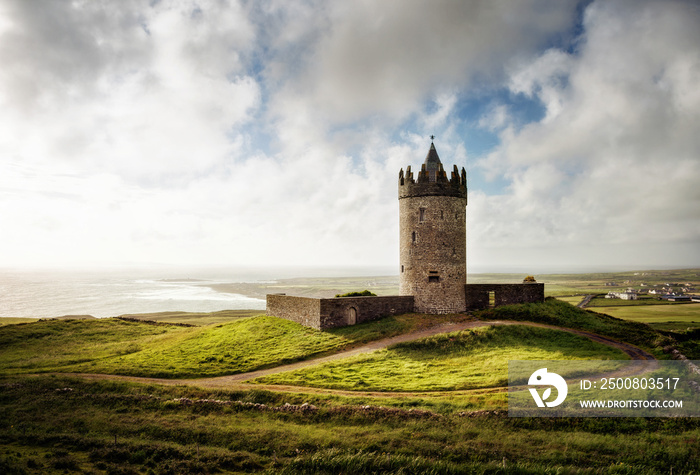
[
  {"left": 1, "top": 300, "right": 698, "bottom": 474},
  {"left": 0, "top": 300, "right": 671, "bottom": 380},
  {"left": 478, "top": 297, "right": 665, "bottom": 352},
  {"left": 254, "top": 324, "right": 629, "bottom": 391},
  {"left": 0, "top": 312, "right": 469, "bottom": 378}
]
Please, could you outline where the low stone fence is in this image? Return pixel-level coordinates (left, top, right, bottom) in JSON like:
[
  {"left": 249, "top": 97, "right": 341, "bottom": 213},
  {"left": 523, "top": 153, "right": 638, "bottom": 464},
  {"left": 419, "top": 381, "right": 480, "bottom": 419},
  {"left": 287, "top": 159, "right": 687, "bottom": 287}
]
[
  {"left": 267, "top": 284, "right": 544, "bottom": 329},
  {"left": 464, "top": 283, "right": 544, "bottom": 310},
  {"left": 319, "top": 295, "right": 415, "bottom": 329},
  {"left": 266, "top": 294, "right": 414, "bottom": 330},
  {"left": 265, "top": 294, "right": 321, "bottom": 329}
]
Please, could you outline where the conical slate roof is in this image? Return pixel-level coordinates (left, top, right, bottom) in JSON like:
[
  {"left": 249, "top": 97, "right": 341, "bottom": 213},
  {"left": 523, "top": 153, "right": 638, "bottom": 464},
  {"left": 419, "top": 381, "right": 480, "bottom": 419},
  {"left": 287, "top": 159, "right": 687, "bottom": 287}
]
[{"left": 423, "top": 142, "right": 441, "bottom": 171}]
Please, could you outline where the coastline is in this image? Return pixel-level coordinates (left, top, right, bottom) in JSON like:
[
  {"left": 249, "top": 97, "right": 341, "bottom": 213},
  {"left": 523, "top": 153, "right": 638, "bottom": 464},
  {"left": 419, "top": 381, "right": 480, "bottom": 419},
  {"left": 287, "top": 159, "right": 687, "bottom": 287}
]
[
  {"left": 3, "top": 268, "right": 698, "bottom": 321},
  {"left": 203, "top": 275, "right": 401, "bottom": 300}
]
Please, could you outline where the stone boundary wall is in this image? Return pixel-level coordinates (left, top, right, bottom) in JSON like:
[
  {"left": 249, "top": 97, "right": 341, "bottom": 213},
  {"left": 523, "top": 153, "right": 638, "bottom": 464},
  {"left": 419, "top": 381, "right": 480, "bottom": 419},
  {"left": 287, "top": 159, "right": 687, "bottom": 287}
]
[
  {"left": 265, "top": 294, "right": 321, "bottom": 329},
  {"left": 267, "top": 285, "right": 545, "bottom": 329},
  {"left": 319, "top": 296, "right": 415, "bottom": 329},
  {"left": 464, "top": 283, "right": 545, "bottom": 310},
  {"left": 266, "top": 294, "right": 414, "bottom": 330}
]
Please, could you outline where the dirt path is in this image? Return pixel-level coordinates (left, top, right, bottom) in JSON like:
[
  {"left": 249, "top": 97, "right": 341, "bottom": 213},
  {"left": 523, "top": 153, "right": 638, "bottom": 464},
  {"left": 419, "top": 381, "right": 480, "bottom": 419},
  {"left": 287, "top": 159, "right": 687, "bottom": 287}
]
[{"left": 59, "top": 320, "right": 654, "bottom": 396}]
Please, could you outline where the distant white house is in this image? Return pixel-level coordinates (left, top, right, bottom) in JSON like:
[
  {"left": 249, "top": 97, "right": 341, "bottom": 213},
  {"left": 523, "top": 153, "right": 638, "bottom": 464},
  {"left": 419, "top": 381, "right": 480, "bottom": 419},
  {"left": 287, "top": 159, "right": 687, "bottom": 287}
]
[{"left": 606, "top": 291, "right": 638, "bottom": 300}]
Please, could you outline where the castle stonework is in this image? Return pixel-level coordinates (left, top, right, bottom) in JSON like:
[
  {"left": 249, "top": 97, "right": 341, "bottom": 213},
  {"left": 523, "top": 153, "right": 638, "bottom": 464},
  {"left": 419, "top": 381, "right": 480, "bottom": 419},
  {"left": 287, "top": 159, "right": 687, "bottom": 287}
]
[
  {"left": 266, "top": 140, "right": 544, "bottom": 329},
  {"left": 399, "top": 143, "right": 468, "bottom": 313},
  {"left": 266, "top": 294, "right": 414, "bottom": 330}
]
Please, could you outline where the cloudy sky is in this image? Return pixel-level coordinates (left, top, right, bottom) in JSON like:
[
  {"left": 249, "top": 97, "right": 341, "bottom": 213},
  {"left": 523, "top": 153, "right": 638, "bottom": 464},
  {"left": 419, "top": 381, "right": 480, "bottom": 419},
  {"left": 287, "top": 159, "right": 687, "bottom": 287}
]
[{"left": 0, "top": 0, "right": 698, "bottom": 273}]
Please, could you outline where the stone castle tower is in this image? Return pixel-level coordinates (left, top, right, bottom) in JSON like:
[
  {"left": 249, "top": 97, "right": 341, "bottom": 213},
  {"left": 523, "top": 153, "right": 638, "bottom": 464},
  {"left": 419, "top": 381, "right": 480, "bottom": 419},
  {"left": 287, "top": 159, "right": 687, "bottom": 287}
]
[
  {"left": 267, "top": 138, "right": 544, "bottom": 330},
  {"left": 398, "top": 141, "right": 468, "bottom": 313}
]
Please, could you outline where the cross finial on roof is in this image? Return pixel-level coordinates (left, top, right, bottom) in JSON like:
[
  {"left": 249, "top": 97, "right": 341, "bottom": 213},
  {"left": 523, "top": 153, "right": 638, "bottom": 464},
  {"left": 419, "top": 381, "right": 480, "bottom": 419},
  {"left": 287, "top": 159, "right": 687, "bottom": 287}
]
[{"left": 430, "top": 134, "right": 435, "bottom": 142}]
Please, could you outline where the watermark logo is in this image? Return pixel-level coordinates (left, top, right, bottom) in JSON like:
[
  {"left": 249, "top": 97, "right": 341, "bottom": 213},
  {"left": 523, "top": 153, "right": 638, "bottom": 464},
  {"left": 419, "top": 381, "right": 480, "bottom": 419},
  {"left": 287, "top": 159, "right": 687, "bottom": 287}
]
[
  {"left": 528, "top": 368, "right": 568, "bottom": 407},
  {"left": 510, "top": 360, "right": 697, "bottom": 417}
]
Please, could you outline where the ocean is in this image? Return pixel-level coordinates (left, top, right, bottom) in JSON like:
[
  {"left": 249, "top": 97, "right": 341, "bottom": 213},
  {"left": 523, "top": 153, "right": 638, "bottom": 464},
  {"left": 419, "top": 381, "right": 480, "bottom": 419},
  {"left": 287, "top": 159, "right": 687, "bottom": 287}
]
[
  {"left": 0, "top": 266, "right": 395, "bottom": 319},
  {"left": 3, "top": 264, "right": 652, "bottom": 320}
]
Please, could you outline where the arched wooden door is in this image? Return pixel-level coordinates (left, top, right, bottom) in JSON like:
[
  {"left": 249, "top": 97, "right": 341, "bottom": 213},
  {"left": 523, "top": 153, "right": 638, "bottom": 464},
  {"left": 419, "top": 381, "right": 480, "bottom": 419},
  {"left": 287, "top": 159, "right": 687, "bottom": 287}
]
[{"left": 346, "top": 307, "right": 357, "bottom": 325}]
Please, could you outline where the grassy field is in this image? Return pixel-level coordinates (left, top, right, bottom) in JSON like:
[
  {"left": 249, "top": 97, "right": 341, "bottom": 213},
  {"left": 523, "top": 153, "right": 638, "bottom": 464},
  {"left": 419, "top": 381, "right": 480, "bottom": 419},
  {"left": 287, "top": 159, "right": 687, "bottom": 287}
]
[
  {"left": 117, "top": 309, "right": 261, "bottom": 325},
  {"left": 585, "top": 296, "right": 675, "bottom": 307},
  {"left": 0, "top": 300, "right": 678, "bottom": 379},
  {"left": 591, "top": 303, "right": 700, "bottom": 324},
  {"left": 537, "top": 268, "right": 700, "bottom": 297},
  {"left": 0, "top": 317, "right": 38, "bottom": 326},
  {"left": 254, "top": 325, "right": 629, "bottom": 391},
  {"left": 0, "top": 312, "right": 472, "bottom": 378},
  {"left": 0, "top": 311, "right": 257, "bottom": 327},
  {"left": 555, "top": 295, "right": 700, "bottom": 326},
  {"left": 554, "top": 296, "right": 584, "bottom": 306},
  {"left": 0, "top": 375, "right": 697, "bottom": 474},
  {"left": 1, "top": 295, "right": 698, "bottom": 473},
  {"left": 201, "top": 267, "right": 700, "bottom": 300}
]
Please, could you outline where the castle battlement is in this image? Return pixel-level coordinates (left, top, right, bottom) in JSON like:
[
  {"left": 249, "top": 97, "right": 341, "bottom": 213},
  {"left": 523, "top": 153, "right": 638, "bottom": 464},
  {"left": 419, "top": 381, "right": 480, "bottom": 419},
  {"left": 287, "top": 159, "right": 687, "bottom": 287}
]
[{"left": 398, "top": 144, "right": 467, "bottom": 200}]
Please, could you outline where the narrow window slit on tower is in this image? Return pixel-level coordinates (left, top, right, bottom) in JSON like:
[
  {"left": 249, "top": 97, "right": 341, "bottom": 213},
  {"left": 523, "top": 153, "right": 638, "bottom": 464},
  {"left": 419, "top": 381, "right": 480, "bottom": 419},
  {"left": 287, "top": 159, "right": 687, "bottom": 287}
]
[
  {"left": 412, "top": 231, "right": 416, "bottom": 243},
  {"left": 419, "top": 208, "right": 426, "bottom": 222}
]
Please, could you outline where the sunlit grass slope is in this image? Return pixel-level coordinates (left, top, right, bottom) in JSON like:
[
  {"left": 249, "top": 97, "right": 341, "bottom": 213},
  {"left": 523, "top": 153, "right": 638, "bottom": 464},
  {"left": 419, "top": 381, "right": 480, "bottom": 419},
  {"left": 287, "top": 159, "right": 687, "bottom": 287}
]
[
  {"left": 0, "top": 317, "right": 38, "bottom": 326},
  {"left": 117, "top": 309, "right": 261, "bottom": 325},
  {"left": 479, "top": 298, "right": 665, "bottom": 352},
  {"left": 254, "top": 325, "right": 629, "bottom": 391},
  {"left": 0, "top": 318, "right": 187, "bottom": 374},
  {"left": 0, "top": 313, "right": 470, "bottom": 378},
  {"left": 70, "top": 316, "right": 349, "bottom": 378}
]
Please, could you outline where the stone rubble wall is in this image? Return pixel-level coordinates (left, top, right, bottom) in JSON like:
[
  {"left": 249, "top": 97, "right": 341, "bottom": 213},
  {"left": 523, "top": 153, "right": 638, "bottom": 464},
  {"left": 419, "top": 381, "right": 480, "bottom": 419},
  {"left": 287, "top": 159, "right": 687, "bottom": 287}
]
[
  {"left": 266, "top": 294, "right": 414, "bottom": 330},
  {"left": 319, "top": 296, "right": 415, "bottom": 329},
  {"left": 265, "top": 294, "right": 321, "bottom": 329},
  {"left": 267, "top": 285, "right": 545, "bottom": 330},
  {"left": 464, "top": 283, "right": 545, "bottom": 310}
]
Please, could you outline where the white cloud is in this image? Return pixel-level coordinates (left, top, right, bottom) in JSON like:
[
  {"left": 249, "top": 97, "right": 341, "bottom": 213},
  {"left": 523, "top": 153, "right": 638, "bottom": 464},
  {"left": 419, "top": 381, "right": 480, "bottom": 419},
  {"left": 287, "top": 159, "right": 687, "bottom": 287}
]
[
  {"left": 0, "top": 0, "right": 697, "bottom": 272},
  {"left": 0, "top": 0, "right": 263, "bottom": 266},
  {"left": 277, "top": 0, "right": 579, "bottom": 125},
  {"left": 472, "top": 0, "right": 700, "bottom": 269},
  {"left": 477, "top": 104, "right": 511, "bottom": 132},
  {"left": 0, "top": 0, "right": 260, "bottom": 181}
]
